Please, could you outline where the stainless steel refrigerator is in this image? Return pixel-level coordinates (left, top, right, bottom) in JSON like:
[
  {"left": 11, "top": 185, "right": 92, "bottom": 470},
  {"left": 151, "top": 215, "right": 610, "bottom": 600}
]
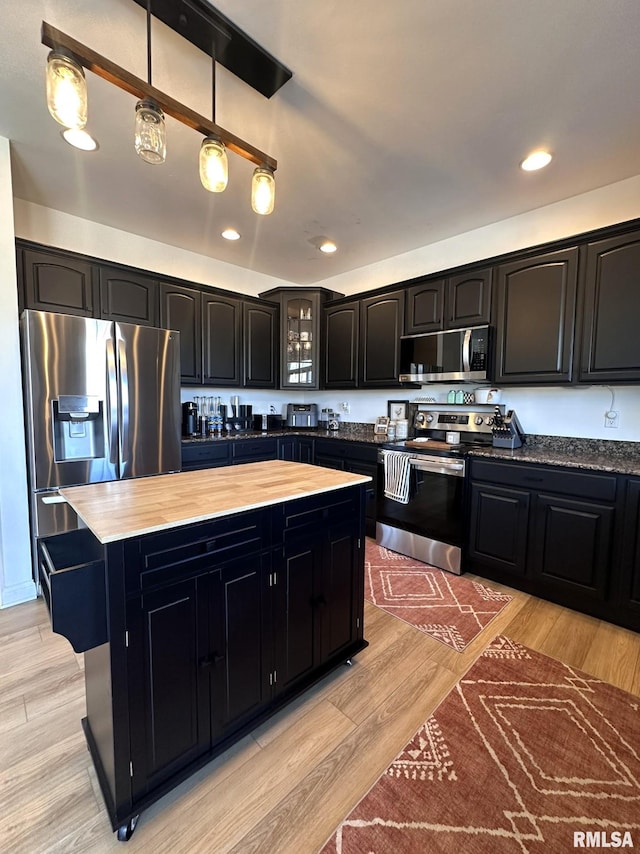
[{"left": 21, "top": 309, "right": 181, "bottom": 574}]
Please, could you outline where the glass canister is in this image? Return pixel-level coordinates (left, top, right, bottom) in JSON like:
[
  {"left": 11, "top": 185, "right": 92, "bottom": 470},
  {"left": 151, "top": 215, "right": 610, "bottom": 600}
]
[
  {"left": 455, "top": 390, "right": 464, "bottom": 404},
  {"left": 387, "top": 421, "right": 396, "bottom": 440},
  {"left": 447, "top": 389, "right": 456, "bottom": 404},
  {"left": 395, "top": 419, "right": 409, "bottom": 439}
]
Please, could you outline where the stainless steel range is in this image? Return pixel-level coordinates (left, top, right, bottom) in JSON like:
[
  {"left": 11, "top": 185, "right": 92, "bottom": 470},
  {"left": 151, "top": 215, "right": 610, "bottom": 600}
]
[{"left": 376, "top": 406, "right": 503, "bottom": 574}]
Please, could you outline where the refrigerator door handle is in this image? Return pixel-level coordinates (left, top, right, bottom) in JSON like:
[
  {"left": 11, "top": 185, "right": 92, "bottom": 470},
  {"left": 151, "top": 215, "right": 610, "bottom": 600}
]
[
  {"left": 118, "top": 339, "right": 130, "bottom": 464},
  {"left": 106, "top": 337, "right": 119, "bottom": 465}
]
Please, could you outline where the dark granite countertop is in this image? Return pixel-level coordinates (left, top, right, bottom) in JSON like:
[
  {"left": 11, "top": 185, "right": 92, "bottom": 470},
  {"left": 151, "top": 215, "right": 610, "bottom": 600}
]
[
  {"left": 182, "top": 427, "right": 640, "bottom": 475},
  {"left": 469, "top": 438, "right": 640, "bottom": 476}
]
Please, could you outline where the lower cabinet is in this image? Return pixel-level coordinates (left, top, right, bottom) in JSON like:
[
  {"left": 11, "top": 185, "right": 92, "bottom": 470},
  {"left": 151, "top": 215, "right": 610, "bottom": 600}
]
[
  {"left": 618, "top": 478, "right": 640, "bottom": 623},
  {"left": 467, "top": 458, "right": 623, "bottom": 624},
  {"left": 82, "top": 487, "right": 367, "bottom": 840}
]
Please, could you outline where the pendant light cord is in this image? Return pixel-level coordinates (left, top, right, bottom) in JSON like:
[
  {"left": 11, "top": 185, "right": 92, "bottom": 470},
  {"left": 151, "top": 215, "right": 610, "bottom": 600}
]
[
  {"left": 211, "top": 39, "right": 216, "bottom": 123},
  {"left": 146, "top": 0, "right": 152, "bottom": 85}
]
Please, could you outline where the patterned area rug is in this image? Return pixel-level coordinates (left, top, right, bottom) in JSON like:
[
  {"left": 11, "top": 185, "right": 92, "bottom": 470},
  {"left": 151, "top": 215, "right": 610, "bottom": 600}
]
[
  {"left": 321, "top": 636, "right": 640, "bottom": 853},
  {"left": 365, "top": 540, "right": 512, "bottom": 651}
]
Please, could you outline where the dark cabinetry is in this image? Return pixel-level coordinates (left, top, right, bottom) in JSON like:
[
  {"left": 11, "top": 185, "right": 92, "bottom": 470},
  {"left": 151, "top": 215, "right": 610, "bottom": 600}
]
[
  {"left": 314, "top": 439, "right": 378, "bottom": 537},
  {"left": 202, "top": 293, "right": 242, "bottom": 386},
  {"left": 323, "top": 290, "right": 405, "bottom": 389},
  {"left": 323, "top": 300, "right": 360, "bottom": 388},
  {"left": 494, "top": 248, "right": 579, "bottom": 384},
  {"left": 99, "top": 268, "right": 158, "bottom": 326},
  {"left": 405, "top": 268, "right": 492, "bottom": 334},
  {"left": 260, "top": 288, "right": 343, "bottom": 390},
  {"left": 160, "top": 283, "right": 202, "bottom": 383},
  {"left": 618, "top": 478, "right": 640, "bottom": 627},
  {"left": 20, "top": 247, "right": 97, "bottom": 317},
  {"left": 359, "top": 290, "right": 404, "bottom": 386},
  {"left": 467, "top": 458, "right": 620, "bottom": 622},
  {"left": 579, "top": 229, "right": 640, "bottom": 383},
  {"left": 80, "top": 487, "right": 366, "bottom": 838},
  {"left": 243, "top": 301, "right": 278, "bottom": 388}
]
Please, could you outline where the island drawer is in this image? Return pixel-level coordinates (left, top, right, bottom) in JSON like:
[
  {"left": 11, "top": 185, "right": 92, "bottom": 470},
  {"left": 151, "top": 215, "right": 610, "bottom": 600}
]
[
  {"left": 38, "top": 529, "right": 107, "bottom": 653},
  {"left": 470, "top": 459, "right": 618, "bottom": 502},
  {"left": 125, "top": 509, "right": 269, "bottom": 592},
  {"left": 277, "top": 487, "right": 360, "bottom": 540}
]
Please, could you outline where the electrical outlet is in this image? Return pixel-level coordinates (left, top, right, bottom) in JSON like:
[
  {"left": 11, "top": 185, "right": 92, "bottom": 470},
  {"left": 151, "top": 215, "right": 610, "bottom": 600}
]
[
  {"left": 604, "top": 410, "right": 619, "bottom": 428},
  {"left": 340, "top": 401, "right": 350, "bottom": 413}
]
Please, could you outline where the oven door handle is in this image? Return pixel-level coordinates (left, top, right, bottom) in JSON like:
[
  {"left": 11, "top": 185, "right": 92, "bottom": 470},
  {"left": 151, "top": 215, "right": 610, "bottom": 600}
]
[{"left": 409, "top": 457, "right": 465, "bottom": 477}]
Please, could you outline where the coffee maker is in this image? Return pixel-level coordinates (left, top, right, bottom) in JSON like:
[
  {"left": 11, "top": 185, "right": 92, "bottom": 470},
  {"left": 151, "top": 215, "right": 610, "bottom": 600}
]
[{"left": 182, "top": 401, "right": 198, "bottom": 437}]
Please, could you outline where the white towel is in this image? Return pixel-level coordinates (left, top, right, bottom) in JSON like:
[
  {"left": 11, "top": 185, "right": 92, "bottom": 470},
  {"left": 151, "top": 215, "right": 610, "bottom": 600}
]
[{"left": 383, "top": 450, "right": 411, "bottom": 504}]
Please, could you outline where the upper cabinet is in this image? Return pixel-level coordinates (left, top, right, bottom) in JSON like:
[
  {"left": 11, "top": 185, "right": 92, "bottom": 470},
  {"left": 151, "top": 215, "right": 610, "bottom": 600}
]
[
  {"left": 494, "top": 247, "right": 579, "bottom": 385},
  {"left": 159, "top": 282, "right": 202, "bottom": 384},
  {"left": 20, "top": 247, "right": 97, "bottom": 317},
  {"left": 202, "top": 292, "right": 242, "bottom": 387},
  {"left": 260, "top": 288, "right": 343, "bottom": 390},
  {"left": 99, "top": 267, "right": 158, "bottom": 326},
  {"left": 579, "top": 228, "right": 640, "bottom": 383},
  {"left": 359, "top": 290, "right": 405, "bottom": 386},
  {"left": 405, "top": 268, "right": 492, "bottom": 334},
  {"left": 405, "top": 279, "right": 444, "bottom": 334},
  {"left": 323, "top": 300, "right": 360, "bottom": 389},
  {"left": 323, "top": 290, "right": 405, "bottom": 388},
  {"left": 446, "top": 268, "right": 492, "bottom": 329},
  {"left": 243, "top": 301, "right": 278, "bottom": 388}
]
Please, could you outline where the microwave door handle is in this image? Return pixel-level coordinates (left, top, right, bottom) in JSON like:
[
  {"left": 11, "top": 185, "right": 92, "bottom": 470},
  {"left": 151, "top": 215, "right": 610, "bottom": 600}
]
[
  {"left": 118, "top": 339, "right": 129, "bottom": 465},
  {"left": 106, "top": 337, "right": 119, "bottom": 465},
  {"left": 462, "top": 329, "right": 472, "bottom": 372}
]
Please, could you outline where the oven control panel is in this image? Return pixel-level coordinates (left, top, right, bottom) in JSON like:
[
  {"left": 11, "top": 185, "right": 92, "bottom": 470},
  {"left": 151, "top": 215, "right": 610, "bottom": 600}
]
[{"left": 414, "top": 407, "right": 505, "bottom": 436}]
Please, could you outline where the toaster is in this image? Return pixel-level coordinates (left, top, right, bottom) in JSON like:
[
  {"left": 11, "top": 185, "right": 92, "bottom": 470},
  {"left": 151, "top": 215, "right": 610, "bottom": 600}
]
[{"left": 286, "top": 403, "right": 318, "bottom": 428}]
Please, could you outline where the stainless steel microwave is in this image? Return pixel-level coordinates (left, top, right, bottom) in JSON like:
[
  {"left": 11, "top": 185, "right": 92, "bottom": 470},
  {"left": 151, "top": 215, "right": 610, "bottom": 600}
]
[{"left": 399, "top": 325, "right": 491, "bottom": 383}]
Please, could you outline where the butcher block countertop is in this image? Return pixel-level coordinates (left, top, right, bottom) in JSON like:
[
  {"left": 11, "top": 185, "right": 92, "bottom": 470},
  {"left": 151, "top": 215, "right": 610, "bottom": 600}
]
[{"left": 60, "top": 461, "right": 371, "bottom": 544}]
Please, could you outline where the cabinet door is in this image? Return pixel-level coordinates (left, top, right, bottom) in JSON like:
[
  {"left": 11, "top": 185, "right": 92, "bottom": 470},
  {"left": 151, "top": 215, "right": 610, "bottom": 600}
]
[
  {"left": 580, "top": 229, "right": 640, "bottom": 383},
  {"left": 281, "top": 292, "right": 320, "bottom": 389},
  {"left": 323, "top": 301, "right": 359, "bottom": 388},
  {"left": 213, "top": 554, "right": 271, "bottom": 736},
  {"left": 298, "top": 437, "right": 315, "bottom": 464},
  {"left": 619, "top": 479, "right": 640, "bottom": 622},
  {"left": 21, "top": 248, "right": 96, "bottom": 316},
  {"left": 405, "top": 279, "right": 445, "bottom": 334},
  {"left": 468, "top": 482, "right": 530, "bottom": 577},
  {"left": 202, "top": 293, "right": 242, "bottom": 386},
  {"left": 359, "top": 290, "right": 405, "bottom": 386},
  {"left": 243, "top": 302, "right": 278, "bottom": 388},
  {"left": 445, "top": 268, "right": 492, "bottom": 329},
  {"left": 99, "top": 267, "right": 158, "bottom": 326},
  {"left": 160, "top": 283, "right": 202, "bottom": 384},
  {"left": 274, "top": 533, "right": 321, "bottom": 693},
  {"left": 319, "top": 520, "right": 360, "bottom": 663},
  {"left": 530, "top": 494, "right": 613, "bottom": 603},
  {"left": 494, "top": 248, "right": 578, "bottom": 384},
  {"left": 127, "top": 575, "right": 210, "bottom": 800}
]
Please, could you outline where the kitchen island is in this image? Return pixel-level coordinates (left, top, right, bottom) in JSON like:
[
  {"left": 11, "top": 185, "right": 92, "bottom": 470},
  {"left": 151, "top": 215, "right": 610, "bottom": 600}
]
[{"left": 43, "top": 461, "right": 370, "bottom": 841}]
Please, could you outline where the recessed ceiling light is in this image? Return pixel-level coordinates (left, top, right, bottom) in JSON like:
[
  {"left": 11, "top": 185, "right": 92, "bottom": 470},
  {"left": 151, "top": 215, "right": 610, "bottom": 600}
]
[
  {"left": 319, "top": 240, "right": 337, "bottom": 254},
  {"left": 221, "top": 228, "right": 241, "bottom": 241},
  {"left": 520, "top": 150, "right": 552, "bottom": 171},
  {"left": 61, "top": 128, "right": 98, "bottom": 151}
]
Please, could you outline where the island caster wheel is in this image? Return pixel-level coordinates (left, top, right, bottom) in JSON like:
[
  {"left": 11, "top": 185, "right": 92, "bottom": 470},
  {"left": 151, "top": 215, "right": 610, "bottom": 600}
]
[
  {"left": 117, "top": 815, "right": 139, "bottom": 842},
  {"left": 344, "top": 658, "right": 353, "bottom": 667}
]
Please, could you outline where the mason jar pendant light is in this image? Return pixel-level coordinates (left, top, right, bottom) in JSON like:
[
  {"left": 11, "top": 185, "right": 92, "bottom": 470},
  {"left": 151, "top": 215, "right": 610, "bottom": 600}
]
[
  {"left": 135, "top": 99, "right": 166, "bottom": 164},
  {"left": 199, "top": 137, "right": 228, "bottom": 191},
  {"left": 46, "top": 51, "right": 87, "bottom": 129},
  {"left": 134, "top": 2, "right": 166, "bottom": 165},
  {"left": 251, "top": 166, "right": 276, "bottom": 215}
]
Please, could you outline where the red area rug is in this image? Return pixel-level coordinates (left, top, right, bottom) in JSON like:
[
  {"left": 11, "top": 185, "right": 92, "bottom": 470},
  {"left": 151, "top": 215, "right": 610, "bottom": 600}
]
[
  {"left": 365, "top": 539, "right": 512, "bottom": 651},
  {"left": 321, "top": 636, "right": 640, "bottom": 853}
]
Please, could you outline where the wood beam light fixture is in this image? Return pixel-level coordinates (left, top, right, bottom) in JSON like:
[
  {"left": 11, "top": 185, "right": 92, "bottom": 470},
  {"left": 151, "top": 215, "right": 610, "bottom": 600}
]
[{"left": 42, "top": 6, "right": 283, "bottom": 215}]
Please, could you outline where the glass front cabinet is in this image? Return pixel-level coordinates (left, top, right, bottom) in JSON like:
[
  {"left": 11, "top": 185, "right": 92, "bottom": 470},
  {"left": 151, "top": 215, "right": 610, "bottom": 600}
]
[{"left": 260, "top": 288, "right": 343, "bottom": 389}]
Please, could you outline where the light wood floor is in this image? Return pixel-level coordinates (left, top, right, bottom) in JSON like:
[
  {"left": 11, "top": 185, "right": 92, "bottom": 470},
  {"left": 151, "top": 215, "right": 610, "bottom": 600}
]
[{"left": 2, "top": 569, "right": 639, "bottom": 854}]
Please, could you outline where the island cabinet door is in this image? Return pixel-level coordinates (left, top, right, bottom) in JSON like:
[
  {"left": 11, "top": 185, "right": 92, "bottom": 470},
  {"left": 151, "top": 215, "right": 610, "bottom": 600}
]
[
  {"left": 127, "top": 574, "right": 211, "bottom": 801},
  {"left": 209, "top": 553, "right": 272, "bottom": 741},
  {"left": 273, "top": 534, "right": 322, "bottom": 694},
  {"left": 318, "top": 520, "right": 361, "bottom": 663}
]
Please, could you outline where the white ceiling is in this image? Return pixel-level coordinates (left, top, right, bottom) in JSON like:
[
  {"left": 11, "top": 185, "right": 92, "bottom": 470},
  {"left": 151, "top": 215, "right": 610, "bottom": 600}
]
[{"left": 2, "top": 0, "right": 640, "bottom": 285}]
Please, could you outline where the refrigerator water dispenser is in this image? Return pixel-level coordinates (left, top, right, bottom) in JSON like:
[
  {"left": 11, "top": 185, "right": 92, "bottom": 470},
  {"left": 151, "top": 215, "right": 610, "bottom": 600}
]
[{"left": 52, "top": 395, "right": 104, "bottom": 462}]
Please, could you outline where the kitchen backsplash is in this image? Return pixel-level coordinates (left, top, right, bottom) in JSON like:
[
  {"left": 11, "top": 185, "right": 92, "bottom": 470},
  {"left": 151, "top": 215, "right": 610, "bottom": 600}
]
[{"left": 181, "top": 384, "right": 640, "bottom": 443}]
